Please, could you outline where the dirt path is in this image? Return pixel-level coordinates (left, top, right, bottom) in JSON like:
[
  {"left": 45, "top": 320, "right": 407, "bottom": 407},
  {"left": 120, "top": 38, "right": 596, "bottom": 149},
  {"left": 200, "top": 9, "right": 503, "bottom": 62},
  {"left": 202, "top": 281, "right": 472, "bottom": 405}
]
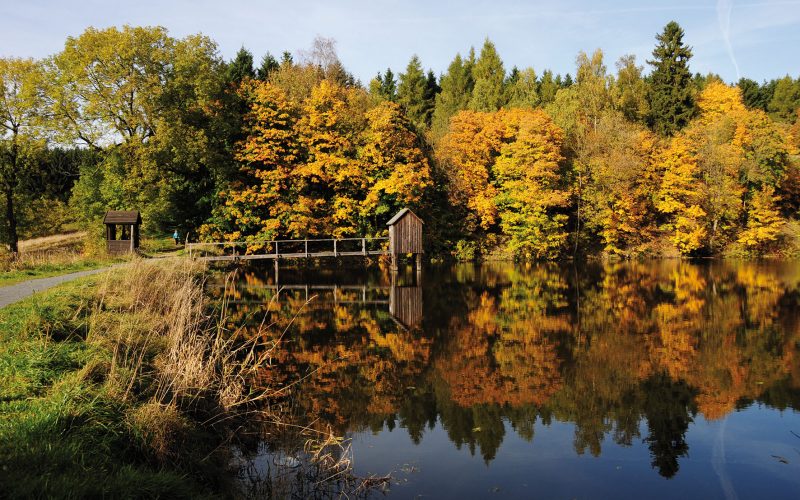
[{"left": 0, "top": 267, "right": 110, "bottom": 309}]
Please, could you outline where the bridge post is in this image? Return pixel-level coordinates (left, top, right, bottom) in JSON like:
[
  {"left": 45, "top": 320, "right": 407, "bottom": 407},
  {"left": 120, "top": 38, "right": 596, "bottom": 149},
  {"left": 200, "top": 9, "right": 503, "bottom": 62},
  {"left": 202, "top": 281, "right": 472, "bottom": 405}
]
[{"left": 334, "top": 239, "right": 338, "bottom": 257}]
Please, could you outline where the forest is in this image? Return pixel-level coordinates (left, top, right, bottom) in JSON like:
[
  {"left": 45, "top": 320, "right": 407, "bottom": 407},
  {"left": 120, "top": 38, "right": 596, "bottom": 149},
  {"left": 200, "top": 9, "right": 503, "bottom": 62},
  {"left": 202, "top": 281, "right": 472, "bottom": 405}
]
[{"left": 2, "top": 21, "right": 800, "bottom": 259}]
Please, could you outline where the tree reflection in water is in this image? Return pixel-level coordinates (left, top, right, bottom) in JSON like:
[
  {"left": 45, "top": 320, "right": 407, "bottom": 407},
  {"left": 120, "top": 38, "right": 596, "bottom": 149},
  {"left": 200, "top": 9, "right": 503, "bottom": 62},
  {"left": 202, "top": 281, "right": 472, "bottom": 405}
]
[{"left": 207, "top": 260, "right": 800, "bottom": 478}]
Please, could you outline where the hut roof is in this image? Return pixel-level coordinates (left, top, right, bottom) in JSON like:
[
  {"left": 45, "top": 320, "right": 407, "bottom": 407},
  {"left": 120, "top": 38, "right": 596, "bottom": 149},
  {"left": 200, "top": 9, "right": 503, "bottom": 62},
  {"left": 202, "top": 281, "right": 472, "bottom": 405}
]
[
  {"left": 103, "top": 210, "right": 141, "bottom": 224},
  {"left": 386, "top": 208, "right": 423, "bottom": 226}
]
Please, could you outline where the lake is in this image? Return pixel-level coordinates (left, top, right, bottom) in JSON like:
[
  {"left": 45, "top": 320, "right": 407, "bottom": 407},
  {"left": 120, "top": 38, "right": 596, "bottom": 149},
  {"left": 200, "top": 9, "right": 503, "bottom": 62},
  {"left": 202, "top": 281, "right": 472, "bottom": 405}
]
[{"left": 211, "top": 260, "right": 800, "bottom": 499}]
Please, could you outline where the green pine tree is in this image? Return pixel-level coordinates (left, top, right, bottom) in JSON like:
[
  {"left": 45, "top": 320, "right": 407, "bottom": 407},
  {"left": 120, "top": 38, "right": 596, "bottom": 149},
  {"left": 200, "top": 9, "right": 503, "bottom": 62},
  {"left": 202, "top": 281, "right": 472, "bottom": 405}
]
[
  {"left": 431, "top": 53, "right": 474, "bottom": 137},
  {"left": 227, "top": 46, "right": 255, "bottom": 83},
  {"left": 422, "top": 70, "right": 440, "bottom": 126},
  {"left": 397, "top": 55, "right": 429, "bottom": 129},
  {"left": 257, "top": 52, "right": 279, "bottom": 81},
  {"left": 738, "top": 78, "right": 769, "bottom": 111},
  {"left": 382, "top": 68, "right": 397, "bottom": 100},
  {"left": 369, "top": 68, "right": 398, "bottom": 101},
  {"left": 647, "top": 21, "right": 695, "bottom": 136},
  {"left": 468, "top": 38, "right": 505, "bottom": 112}
]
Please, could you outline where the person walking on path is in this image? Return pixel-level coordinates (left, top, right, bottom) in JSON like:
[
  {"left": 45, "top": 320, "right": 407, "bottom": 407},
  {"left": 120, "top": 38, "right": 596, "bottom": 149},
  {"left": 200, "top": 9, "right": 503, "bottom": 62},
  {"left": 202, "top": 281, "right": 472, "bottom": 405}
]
[{"left": 173, "top": 229, "right": 180, "bottom": 246}]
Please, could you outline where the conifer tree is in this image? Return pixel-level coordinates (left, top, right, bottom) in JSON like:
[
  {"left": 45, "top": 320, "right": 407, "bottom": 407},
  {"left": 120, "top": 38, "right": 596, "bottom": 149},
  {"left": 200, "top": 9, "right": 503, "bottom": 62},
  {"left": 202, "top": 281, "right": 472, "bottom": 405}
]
[
  {"left": 397, "top": 55, "right": 429, "bottom": 129},
  {"left": 368, "top": 68, "right": 397, "bottom": 102},
  {"left": 422, "top": 70, "right": 440, "bottom": 126},
  {"left": 469, "top": 39, "right": 505, "bottom": 112},
  {"left": 257, "top": 52, "right": 279, "bottom": 81},
  {"left": 737, "top": 78, "right": 771, "bottom": 111},
  {"left": 648, "top": 21, "right": 695, "bottom": 136},
  {"left": 382, "top": 68, "right": 397, "bottom": 100},
  {"left": 431, "top": 53, "right": 474, "bottom": 137},
  {"left": 227, "top": 46, "right": 256, "bottom": 83}
]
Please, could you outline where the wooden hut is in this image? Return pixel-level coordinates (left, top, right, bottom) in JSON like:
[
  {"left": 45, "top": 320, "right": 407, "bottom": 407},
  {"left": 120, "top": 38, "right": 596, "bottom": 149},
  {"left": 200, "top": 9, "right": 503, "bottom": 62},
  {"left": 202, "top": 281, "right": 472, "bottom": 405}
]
[
  {"left": 387, "top": 208, "right": 423, "bottom": 271},
  {"left": 104, "top": 210, "right": 141, "bottom": 254}
]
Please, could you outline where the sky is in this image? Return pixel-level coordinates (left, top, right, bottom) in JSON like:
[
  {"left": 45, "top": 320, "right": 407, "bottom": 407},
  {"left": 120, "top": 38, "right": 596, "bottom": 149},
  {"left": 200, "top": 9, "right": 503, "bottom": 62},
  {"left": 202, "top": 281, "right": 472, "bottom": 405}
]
[{"left": 1, "top": 0, "right": 799, "bottom": 84}]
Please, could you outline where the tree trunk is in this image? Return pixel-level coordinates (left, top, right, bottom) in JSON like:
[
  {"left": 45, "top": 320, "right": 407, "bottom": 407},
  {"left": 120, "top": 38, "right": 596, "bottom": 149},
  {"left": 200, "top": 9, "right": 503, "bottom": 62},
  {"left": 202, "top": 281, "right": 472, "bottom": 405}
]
[
  {"left": 5, "top": 186, "right": 18, "bottom": 255},
  {"left": 4, "top": 131, "right": 19, "bottom": 255}
]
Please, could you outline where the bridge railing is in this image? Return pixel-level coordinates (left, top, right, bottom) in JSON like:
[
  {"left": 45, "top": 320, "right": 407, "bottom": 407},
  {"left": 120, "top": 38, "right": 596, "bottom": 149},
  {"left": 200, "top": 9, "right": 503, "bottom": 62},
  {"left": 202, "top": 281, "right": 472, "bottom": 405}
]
[{"left": 187, "top": 237, "right": 389, "bottom": 260}]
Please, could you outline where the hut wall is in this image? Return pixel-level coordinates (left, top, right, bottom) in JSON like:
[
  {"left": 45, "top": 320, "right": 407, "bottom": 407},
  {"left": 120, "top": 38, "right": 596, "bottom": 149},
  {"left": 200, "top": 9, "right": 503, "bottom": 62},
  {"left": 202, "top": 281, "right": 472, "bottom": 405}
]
[
  {"left": 391, "top": 215, "right": 423, "bottom": 254},
  {"left": 108, "top": 240, "right": 132, "bottom": 254}
]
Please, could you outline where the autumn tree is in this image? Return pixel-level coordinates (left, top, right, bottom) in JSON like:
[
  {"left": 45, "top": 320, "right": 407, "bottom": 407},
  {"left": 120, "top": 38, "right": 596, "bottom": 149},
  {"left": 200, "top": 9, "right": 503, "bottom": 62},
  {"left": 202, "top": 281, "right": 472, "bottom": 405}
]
[
  {"left": 580, "top": 113, "right": 658, "bottom": 255},
  {"left": 204, "top": 79, "right": 431, "bottom": 245},
  {"left": 438, "top": 108, "right": 569, "bottom": 258},
  {"left": 768, "top": 76, "right": 800, "bottom": 123},
  {"left": 360, "top": 102, "right": 432, "bottom": 220},
  {"left": 738, "top": 185, "right": 785, "bottom": 252},
  {"left": 655, "top": 137, "right": 707, "bottom": 254},
  {"left": 612, "top": 55, "right": 650, "bottom": 123},
  {"left": 648, "top": 21, "right": 695, "bottom": 135},
  {"left": 493, "top": 109, "right": 570, "bottom": 258},
  {"left": 202, "top": 81, "right": 300, "bottom": 244},
  {"left": 0, "top": 58, "right": 46, "bottom": 253}
]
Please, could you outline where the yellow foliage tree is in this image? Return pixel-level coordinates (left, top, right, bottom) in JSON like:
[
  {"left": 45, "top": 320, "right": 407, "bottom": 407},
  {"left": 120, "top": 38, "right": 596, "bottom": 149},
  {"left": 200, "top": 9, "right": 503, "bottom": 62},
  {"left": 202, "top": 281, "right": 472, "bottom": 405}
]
[
  {"left": 438, "top": 108, "right": 568, "bottom": 258},
  {"left": 202, "top": 79, "right": 431, "bottom": 245},
  {"left": 737, "top": 185, "right": 785, "bottom": 251},
  {"left": 656, "top": 137, "right": 707, "bottom": 254},
  {"left": 360, "top": 102, "right": 432, "bottom": 221}
]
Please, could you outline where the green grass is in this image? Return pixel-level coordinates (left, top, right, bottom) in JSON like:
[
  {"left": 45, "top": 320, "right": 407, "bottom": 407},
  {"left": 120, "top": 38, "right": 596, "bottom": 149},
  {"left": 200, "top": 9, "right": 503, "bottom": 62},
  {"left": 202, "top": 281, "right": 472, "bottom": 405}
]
[{"left": 0, "top": 274, "right": 220, "bottom": 498}]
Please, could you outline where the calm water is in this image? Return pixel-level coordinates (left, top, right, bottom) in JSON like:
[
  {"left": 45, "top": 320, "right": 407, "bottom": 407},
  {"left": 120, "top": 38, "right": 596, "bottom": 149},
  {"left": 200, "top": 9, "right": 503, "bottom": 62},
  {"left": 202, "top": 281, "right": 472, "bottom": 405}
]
[{"left": 212, "top": 260, "right": 800, "bottom": 499}]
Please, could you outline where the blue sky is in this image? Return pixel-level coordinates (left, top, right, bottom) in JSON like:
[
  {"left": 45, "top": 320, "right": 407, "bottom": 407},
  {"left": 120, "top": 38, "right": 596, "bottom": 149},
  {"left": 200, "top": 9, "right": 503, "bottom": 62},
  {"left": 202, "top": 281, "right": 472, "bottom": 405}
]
[{"left": 1, "top": 0, "right": 798, "bottom": 83}]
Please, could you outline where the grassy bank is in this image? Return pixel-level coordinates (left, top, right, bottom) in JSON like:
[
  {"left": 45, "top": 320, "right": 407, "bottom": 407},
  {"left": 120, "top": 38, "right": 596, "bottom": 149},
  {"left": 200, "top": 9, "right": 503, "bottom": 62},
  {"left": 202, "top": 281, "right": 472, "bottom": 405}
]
[
  {"left": 0, "top": 260, "right": 230, "bottom": 497},
  {"left": 0, "top": 258, "right": 375, "bottom": 498}
]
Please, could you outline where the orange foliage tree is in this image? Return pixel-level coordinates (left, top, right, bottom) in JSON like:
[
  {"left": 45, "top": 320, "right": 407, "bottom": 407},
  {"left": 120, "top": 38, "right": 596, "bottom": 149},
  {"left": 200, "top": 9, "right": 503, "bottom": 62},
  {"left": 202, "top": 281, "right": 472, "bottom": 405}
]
[
  {"left": 201, "top": 79, "right": 430, "bottom": 246},
  {"left": 437, "top": 108, "right": 569, "bottom": 258}
]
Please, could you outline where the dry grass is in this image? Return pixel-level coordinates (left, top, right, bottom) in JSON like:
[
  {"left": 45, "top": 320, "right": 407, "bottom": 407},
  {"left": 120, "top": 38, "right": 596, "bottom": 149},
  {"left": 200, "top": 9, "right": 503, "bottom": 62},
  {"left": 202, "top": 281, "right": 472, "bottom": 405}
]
[
  {"left": 89, "top": 258, "right": 275, "bottom": 415},
  {"left": 47, "top": 257, "right": 389, "bottom": 496},
  {"left": 18, "top": 231, "right": 87, "bottom": 253},
  {"left": 1, "top": 246, "right": 86, "bottom": 272}
]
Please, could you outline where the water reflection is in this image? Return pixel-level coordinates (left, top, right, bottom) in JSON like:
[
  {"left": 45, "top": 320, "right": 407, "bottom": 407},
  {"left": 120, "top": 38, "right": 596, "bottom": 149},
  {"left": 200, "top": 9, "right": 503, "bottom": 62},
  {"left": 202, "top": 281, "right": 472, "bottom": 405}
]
[{"left": 209, "top": 260, "right": 800, "bottom": 483}]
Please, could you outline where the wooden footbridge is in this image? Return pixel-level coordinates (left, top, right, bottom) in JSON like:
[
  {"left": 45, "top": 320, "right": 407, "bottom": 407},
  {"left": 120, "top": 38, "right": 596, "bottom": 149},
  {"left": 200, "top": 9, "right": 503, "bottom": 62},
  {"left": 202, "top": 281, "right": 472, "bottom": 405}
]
[{"left": 188, "top": 208, "right": 424, "bottom": 271}]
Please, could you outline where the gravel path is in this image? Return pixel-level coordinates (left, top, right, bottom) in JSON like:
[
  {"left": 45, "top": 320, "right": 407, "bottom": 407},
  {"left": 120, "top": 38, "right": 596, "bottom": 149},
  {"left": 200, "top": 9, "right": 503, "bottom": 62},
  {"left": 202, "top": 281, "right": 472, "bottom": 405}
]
[{"left": 0, "top": 267, "right": 111, "bottom": 309}]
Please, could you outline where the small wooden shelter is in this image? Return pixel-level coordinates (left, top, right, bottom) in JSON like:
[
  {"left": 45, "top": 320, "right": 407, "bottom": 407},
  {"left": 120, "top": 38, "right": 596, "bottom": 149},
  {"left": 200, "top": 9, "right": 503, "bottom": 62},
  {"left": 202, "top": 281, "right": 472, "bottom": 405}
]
[
  {"left": 387, "top": 208, "right": 423, "bottom": 271},
  {"left": 104, "top": 210, "right": 141, "bottom": 254}
]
